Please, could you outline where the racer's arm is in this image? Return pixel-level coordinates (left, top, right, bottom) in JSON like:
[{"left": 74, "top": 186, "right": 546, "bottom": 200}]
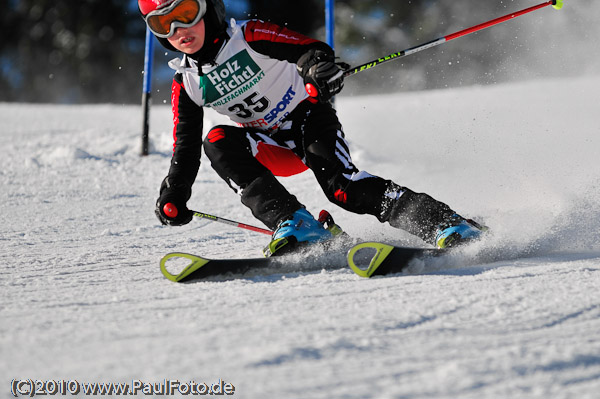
[
  {"left": 168, "top": 73, "right": 204, "bottom": 185},
  {"left": 243, "top": 20, "right": 345, "bottom": 102},
  {"left": 155, "top": 73, "right": 204, "bottom": 226},
  {"left": 243, "top": 20, "right": 333, "bottom": 63}
]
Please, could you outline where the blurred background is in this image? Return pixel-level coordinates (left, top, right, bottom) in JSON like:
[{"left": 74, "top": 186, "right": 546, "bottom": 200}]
[{"left": 1, "top": 0, "right": 598, "bottom": 104}]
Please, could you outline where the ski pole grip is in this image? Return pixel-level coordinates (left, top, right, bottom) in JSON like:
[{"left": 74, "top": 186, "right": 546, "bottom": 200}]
[
  {"left": 305, "top": 83, "right": 319, "bottom": 98},
  {"left": 163, "top": 203, "right": 179, "bottom": 218}
]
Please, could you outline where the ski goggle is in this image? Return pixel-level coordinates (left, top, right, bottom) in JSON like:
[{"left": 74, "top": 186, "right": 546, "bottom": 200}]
[{"left": 144, "top": 0, "right": 207, "bottom": 38}]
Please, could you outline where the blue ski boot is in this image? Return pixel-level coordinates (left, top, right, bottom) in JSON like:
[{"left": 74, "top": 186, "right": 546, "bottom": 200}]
[
  {"left": 263, "top": 208, "right": 339, "bottom": 257},
  {"left": 435, "top": 215, "right": 486, "bottom": 249}
]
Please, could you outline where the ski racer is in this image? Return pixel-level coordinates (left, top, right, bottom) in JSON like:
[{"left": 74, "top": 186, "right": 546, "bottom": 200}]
[{"left": 138, "top": 0, "right": 485, "bottom": 254}]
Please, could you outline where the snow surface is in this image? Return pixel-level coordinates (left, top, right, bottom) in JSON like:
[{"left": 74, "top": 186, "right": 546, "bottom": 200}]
[{"left": 1, "top": 76, "right": 600, "bottom": 398}]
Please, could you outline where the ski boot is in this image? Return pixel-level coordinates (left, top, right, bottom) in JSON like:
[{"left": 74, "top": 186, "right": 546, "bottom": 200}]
[
  {"left": 435, "top": 215, "right": 487, "bottom": 249},
  {"left": 263, "top": 208, "right": 344, "bottom": 257}
]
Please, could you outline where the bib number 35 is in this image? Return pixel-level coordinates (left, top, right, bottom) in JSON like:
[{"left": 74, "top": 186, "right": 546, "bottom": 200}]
[{"left": 228, "top": 92, "right": 269, "bottom": 119}]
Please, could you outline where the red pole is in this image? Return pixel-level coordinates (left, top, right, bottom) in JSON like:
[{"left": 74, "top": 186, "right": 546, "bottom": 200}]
[
  {"left": 445, "top": 1, "right": 554, "bottom": 41},
  {"left": 191, "top": 209, "right": 273, "bottom": 235},
  {"left": 343, "top": 1, "right": 561, "bottom": 78},
  {"left": 163, "top": 203, "right": 273, "bottom": 235}
]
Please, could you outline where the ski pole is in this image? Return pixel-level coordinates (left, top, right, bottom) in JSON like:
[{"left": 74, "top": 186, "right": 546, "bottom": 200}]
[
  {"left": 306, "top": 0, "right": 564, "bottom": 97},
  {"left": 163, "top": 203, "right": 273, "bottom": 235},
  {"left": 343, "top": 0, "right": 564, "bottom": 79}
]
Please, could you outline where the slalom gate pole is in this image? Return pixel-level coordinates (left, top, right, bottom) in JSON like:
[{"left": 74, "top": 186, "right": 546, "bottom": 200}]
[
  {"left": 325, "top": 0, "right": 335, "bottom": 49},
  {"left": 163, "top": 203, "right": 273, "bottom": 235},
  {"left": 141, "top": 28, "right": 154, "bottom": 156},
  {"left": 342, "top": 0, "right": 564, "bottom": 79}
]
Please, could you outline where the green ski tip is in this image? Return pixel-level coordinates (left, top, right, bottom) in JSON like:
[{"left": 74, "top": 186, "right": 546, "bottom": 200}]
[
  {"left": 552, "top": 0, "right": 564, "bottom": 10},
  {"left": 160, "top": 252, "right": 210, "bottom": 282},
  {"left": 347, "top": 242, "right": 395, "bottom": 278}
]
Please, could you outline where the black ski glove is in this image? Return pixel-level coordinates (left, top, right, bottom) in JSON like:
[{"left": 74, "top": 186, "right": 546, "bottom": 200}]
[
  {"left": 155, "top": 176, "right": 193, "bottom": 226},
  {"left": 297, "top": 49, "right": 347, "bottom": 103}
]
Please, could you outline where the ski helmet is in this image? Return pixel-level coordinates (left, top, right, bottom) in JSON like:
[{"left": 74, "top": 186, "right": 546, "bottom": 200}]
[{"left": 138, "top": 0, "right": 226, "bottom": 51}]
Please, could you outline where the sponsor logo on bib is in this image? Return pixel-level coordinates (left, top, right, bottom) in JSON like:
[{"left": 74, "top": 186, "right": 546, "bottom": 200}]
[{"left": 200, "top": 50, "right": 264, "bottom": 104}]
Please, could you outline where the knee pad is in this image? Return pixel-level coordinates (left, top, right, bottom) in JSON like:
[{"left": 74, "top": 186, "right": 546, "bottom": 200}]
[
  {"left": 203, "top": 125, "right": 235, "bottom": 155},
  {"left": 205, "top": 126, "right": 228, "bottom": 144}
]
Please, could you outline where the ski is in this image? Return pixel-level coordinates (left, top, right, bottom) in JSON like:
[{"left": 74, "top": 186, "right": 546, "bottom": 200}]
[
  {"left": 347, "top": 242, "right": 447, "bottom": 278},
  {"left": 160, "top": 252, "right": 282, "bottom": 282},
  {"left": 159, "top": 244, "right": 350, "bottom": 282},
  {"left": 160, "top": 241, "right": 447, "bottom": 282}
]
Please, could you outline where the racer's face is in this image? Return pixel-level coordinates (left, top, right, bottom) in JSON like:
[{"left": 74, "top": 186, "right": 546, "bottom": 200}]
[{"left": 167, "top": 18, "right": 206, "bottom": 54}]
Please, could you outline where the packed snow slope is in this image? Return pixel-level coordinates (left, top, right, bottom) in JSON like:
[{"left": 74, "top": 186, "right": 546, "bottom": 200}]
[{"left": 1, "top": 76, "right": 600, "bottom": 398}]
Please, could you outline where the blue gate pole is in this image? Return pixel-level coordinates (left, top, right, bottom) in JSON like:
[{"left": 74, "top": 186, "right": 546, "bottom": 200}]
[
  {"left": 325, "top": 0, "right": 335, "bottom": 49},
  {"left": 325, "top": 0, "right": 335, "bottom": 105},
  {"left": 141, "top": 27, "right": 155, "bottom": 156}
]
